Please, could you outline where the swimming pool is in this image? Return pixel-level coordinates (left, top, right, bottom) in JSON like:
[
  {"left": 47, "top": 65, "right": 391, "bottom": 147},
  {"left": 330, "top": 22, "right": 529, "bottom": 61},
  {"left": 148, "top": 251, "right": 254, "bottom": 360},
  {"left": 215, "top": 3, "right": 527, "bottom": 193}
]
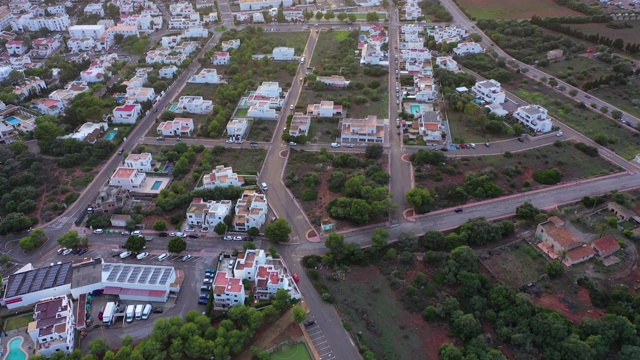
[
  {"left": 410, "top": 104, "right": 425, "bottom": 115},
  {"left": 168, "top": 104, "right": 179, "bottom": 111},
  {"left": 105, "top": 131, "right": 117, "bottom": 141},
  {"left": 116, "top": 96, "right": 125, "bottom": 102},
  {"left": 5, "top": 116, "right": 21, "bottom": 125},
  {"left": 6, "top": 338, "right": 27, "bottom": 360},
  {"left": 151, "top": 181, "right": 163, "bottom": 190}
]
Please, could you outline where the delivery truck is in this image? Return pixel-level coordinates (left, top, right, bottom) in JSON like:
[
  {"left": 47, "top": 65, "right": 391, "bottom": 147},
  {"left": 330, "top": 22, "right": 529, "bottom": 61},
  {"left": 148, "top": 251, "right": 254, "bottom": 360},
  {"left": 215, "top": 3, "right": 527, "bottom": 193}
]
[
  {"left": 102, "top": 302, "right": 118, "bottom": 325},
  {"left": 125, "top": 305, "right": 135, "bottom": 323}
]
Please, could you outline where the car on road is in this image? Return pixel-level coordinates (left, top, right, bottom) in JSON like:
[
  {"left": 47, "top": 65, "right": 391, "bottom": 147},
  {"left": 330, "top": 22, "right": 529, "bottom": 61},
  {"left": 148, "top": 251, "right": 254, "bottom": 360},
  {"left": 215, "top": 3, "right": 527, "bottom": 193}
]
[
  {"left": 118, "top": 149, "right": 124, "bottom": 155},
  {"left": 243, "top": 236, "right": 254, "bottom": 242},
  {"left": 517, "top": 137, "right": 525, "bottom": 142},
  {"left": 346, "top": 144, "right": 355, "bottom": 148},
  {"left": 203, "top": 278, "right": 213, "bottom": 284},
  {"left": 250, "top": 142, "right": 258, "bottom": 147},
  {"left": 292, "top": 274, "right": 300, "bottom": 282},
  {"left": 454, "top": 208, "right": 463, "bottom": 213},
  {"left": 62, "top": 249, "right": 73, "bottom": 256},
  {"left": 78, "top": 249, "right": 88, "bottom": 256},
  {"left": 158, "top": 232, "right": 169, "bottom": 237},
  {"left": 93, "top": 229, "right": 104, "bottom": 234},
  {"left": 156, "top": 136, "right": 165, "bottom": 141},
  {"left": 584, "top": 94, "right": 592, "bottom": 99},
  {"left": 122, "top": 231, "right": 131, "bottom": 236},
  {"left": 188, "top": 234, "right": 200, "bottom": 239},
  {"left": 223, "top": 235, "right": 233, "bottom": 241},
  {"left": 176, "top": 232, "right": 186, "bottom": 238},
  {"left": 132, "top": 230, "right": 141, "bottom": 236},
  {"left": 57, "top": 248, "right": 67, "bottom": 255},
  {"left": 485, "top": 142, "right": 490, "bottom": 147},
  {"left": 233, "top": 236, "right": 243, "bottom": 241},
  {"left": 469, "top": 143, "right": 476, "bottom": 149},
  {"left": 181, "top": 255, "right": 192, "bottom": 261},
  {"left": 556, "top": 131, "right": 564, "bottom": 137},
  {"left": 137, "top": 252, "right": 149, "bottom": 260},
  {"left": 226, "top": 138, "right": 234, "bottom": 143},
  {"left": 330, "top": 143, "right": 340, "bottom": 148},
  {"left": 440, "top": 147, "right": 448, "bottom": 152},
  {"left": 289, "top": 141, "right": 297, "bottom": 146},
  {"left": 201, "top": 285, "right": 212, "bottom": 292},
  {"left": 290, "top": 104, "right": 294, "bottom": 110},
  {"left": 304, "top": 320, "right": 316, "bottom": 327}
]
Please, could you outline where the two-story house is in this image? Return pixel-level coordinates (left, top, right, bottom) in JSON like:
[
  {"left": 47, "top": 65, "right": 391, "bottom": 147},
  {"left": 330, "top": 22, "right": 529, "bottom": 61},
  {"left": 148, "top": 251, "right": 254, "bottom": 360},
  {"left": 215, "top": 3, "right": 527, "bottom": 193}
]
[
  {"left": 201, "top": 165, "right": 244, "bottom": 188},
  {"left": 472, "top": 79, "right": 506, "bottom": 104},
  {"left": 289, "top": 115, "right": 311, "bottom": 137},
  {"left": 112, "top": 103, "right": 142, "bottom": 124},
  {"left": 109, "top": 167, "right": 147, "bottom": 191},
  {"left": 340, "top": 115, "right": 385, "bottom": 143},
  {"left": 28, "top": 295, "right": 76, "bottom": 358},
  {"left": 186, "top": 198, "right": 232, "bottom": 227},
  {"left": 513, "top": 105, "right": 553, "bottom": 133},
  {"left": 306, "top": 101, "right": 343, "bottom": 118},
  {"left": 233, "top": 190, "right": 268, "bottom": 231},
  {"left": 156, "top": 117, "right": 194, "bottom": 137},
  {"left": 124, "top": 153, "right": 153, "bottom": 172}
]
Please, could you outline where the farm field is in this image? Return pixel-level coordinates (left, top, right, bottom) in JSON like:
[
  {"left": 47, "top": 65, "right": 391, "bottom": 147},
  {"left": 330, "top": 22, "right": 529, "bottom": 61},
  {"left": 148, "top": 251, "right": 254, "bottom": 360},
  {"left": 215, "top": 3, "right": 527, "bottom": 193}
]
[
  {"left": 543, "top": 56, "right": 614, "bottom": 87},
  {"left": 569, "top": 22, "right": 640, "bottom": 49},
  {"left": 457, "top": 0, "right": 585, "bottom": 19},
  {"left": 414, "top": 142, "right": 623, "bottom": 209},
  {"left": 590, "top": 77, "right": 640, "bottom": 119}
]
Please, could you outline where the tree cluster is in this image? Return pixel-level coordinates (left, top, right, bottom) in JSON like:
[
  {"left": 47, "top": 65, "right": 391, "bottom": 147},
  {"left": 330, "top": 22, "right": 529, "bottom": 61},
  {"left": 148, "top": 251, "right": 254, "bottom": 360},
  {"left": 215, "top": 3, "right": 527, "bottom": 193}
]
[
  {"left": 532, "top": 168, "right": 563, "bottom": 185},
  {"left": 418, "top": 0, "right": 453, "bottom": 22}
]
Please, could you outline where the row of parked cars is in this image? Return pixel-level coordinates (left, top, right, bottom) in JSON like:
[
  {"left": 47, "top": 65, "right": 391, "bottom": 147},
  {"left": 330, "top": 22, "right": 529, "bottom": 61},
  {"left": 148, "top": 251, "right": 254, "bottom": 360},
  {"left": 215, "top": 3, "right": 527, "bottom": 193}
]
[
  {"left": 199, "top": 268, "right": 216, "bottom": 304},
  {"left": 223, "top": 235, "right": 254, "bottom": 241},
  {"left": 57, "top": 248, "right": 88, "bottom": 256}
]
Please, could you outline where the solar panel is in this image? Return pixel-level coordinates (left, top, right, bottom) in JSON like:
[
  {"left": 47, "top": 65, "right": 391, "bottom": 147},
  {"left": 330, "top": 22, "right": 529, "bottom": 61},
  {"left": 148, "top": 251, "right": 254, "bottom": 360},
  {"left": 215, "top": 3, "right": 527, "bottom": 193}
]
[
  {"left": 6, "top": 273, "right": 25, "bottom": 298},
  {"left": 159, "top": 268, "right": 172, "bottom": 284},
  {"left": 55, "top": 263, "right": 71, "bottom": 287},
  {"left": 31, "top": 269, "right": 46, "bottom": 292},
  {"left": 107, "top": 265, "right": 122, "bottom": 282},
  {"left": 103, "top": 264, "right": 112, "bottom": 272},
  {"left": 117, "top": 266, "right": 132, "bottom": 282},
  {"left": 44, "top": 264, "right": 60, "bottom": 289},
  {"left": 138, "top": 268, "right": 152, "bottom": 283},
  {"left": 148, "top": 268, "right": 162, "bottom": 284},
  {"left": 127, "top": 267, "right": 141, "bottom": 283},
  {"left": 19, "top": 271, "right": 36, "bottom": 295}
]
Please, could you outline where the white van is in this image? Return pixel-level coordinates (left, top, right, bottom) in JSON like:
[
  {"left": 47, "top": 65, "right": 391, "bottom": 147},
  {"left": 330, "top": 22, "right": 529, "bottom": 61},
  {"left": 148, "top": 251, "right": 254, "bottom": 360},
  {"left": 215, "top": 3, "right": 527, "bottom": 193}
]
[
  {"left": 125, "top": 305, "right": 135, "bottom": 323},
  {"left": 135, "top": 304, "right": 144, "bottom": 320},
  {"left": 158, "top": 253, "right": 170, "bottom": 261},
  {"left": 142, "top": 304, "right": 152, "bottom": 320},
  {"left": 119, "top": 251, "right": 131, "bottom": 259},
  {"left": 261, "top": 182, "right": 268, "bottom": 191}
]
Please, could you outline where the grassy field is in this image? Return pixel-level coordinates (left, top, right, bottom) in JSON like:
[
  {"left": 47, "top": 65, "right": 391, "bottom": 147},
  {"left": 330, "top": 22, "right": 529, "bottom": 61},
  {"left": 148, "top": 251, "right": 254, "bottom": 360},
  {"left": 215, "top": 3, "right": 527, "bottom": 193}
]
[
  {"left": 504, "top": 75, "right": 640, "bottom": 160},
  {"left": 260, "top": 32, "right": 310, "bottom": 55},
  {"left": 590, "top": 77, "right": 640, "bottom": 119},
  {"left": 569, "top": 22, "right": 640, "bottom": 49},
  {"left": 4, "top": 314, "right": 33, "bottom": 331},
  {"left": 457, "top": 0, "right": 585, "bottom": 19},
  {"left": 216, "top": 148, "right": 267, "bottom": 175},
  {"left": 481, "top": 241, "right": 548, "bottom": 287},
  {"left": 447, "top": 111, "right": 515, "bottom": 143},
  {"left": 308, "top": 118, "right": 340, "bottom": 143},
  {"left": 179, "top": 83, "right": 219, "bottom": 101},
  {"left": 416, "top": 142, "right": 623, "bottom": 208},
  {"left": 270, "top": 343, "right": 312, "bottom": 360},
  {"left": 544, "top": 56, "right": 614, "bottom": 87},
  {"left": 302, "top": 30, "right": 389, "bottom": 119},
  {"left": 246, "top": 119, "right": 278, "bottom": 142}
]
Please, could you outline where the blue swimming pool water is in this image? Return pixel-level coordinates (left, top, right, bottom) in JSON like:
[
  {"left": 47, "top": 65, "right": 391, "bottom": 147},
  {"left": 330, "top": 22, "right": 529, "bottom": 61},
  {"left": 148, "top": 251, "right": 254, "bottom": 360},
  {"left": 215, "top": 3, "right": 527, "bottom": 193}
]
[
  {"left": 151, "top": 181, "right": 162, "bottom": 190},
  {"left": 105, "top": 131, "right": 117, "bottom": 141},
  {"left": 5, "top": 116, "right": 21, "bottom": 125},
  {"left": 6, "top": 338, "right": 26, "bottom": 360},
  {"left": 116, "top": 96, "right": 125, "bottom": 102},
  {"left": 410, "top": 104, "right": 425, "bottom": 114},
  {"left": 164, "top": 165, "right": 173, "bottom": 173},
  {"left": 169, "top": 104, "right": 178, "bottom": 111}
]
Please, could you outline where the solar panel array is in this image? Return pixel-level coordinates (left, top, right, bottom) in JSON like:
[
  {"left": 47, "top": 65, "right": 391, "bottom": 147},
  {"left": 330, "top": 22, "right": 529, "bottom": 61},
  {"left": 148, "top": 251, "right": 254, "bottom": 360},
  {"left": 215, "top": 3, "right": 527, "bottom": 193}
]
[
  {"left": 103, "top": 264, "right": 112, "bottom": 272},
  {"left": 6, "top": 273, "right": 25, "bottom": 298},
  {"left": 148, "top": 268, "right": 162, "bottom": 284},
  {"left": 5, "top": 262, "right": 73, "bottom": 298},
  {"left": 19, "top": 271, "right": 36, "bottom": 295},
  {"left": 117, "top": 266, "right": 132, "bottom": 282},
  {"left": 55, "top": 263, "right": 71, "bottom": 287},
  {"left": 31, "top": 269, "right": 46, "bottom": 292},
  {"left": 138, "top": 268, "right": 152, "bottom": 284},
  {"left": 106, "top": 265, "right": 122, "bottom": 282},
  {"left": 127, "top": 267, "right": 142, "bottom": 283},
  {"left": 43, "top": 264, "right": 60, "bottom": 289},
  {"left": 159, "top": 268, "right": 173, "bottom": 285}
]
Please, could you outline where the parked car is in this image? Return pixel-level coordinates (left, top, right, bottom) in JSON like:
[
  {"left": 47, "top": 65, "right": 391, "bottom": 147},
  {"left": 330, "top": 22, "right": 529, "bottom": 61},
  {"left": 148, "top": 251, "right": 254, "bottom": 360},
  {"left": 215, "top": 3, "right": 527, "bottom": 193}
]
[
  {"left": 158, "top": 232, "right": 169, "bottom": 237},
  {"left": 223, "top": 235, "right": 233, "bottom": 241},
  {"left": 485, "top": 142, "right": 490, "bottom": 147},
  {"left": 556, "top": 131, "right": 563, "bottom": 137},
  {"left": 243, "top": 236, "right": 254, "bottom": 242},
  {"left": 176, "top": 232, "right": 186, "bottom": 238},
  {"left": 152, "top": 307, "right": 164, "bottom": 314},
  {"left": 62, "top": 248, "right": 73, "bottom": 256},
  {"left": 119, "top": 251, "right": 131, "bottom": 259},
  {"left": 198, "top": 299, "right": 208, "bottom": 304},
  {"left": 346, "top": 144, "right": 355, "bottom": 148},
  {"left": 132, "top": 230, "right": 141, "bottom": 236},
  {"left": 205, "top": 268, "right": 216, "bottom": 274},
  {"left": 469, "top": 143, "right": 476, "bottom": 149},
  {"left": 250, "top": 142, "right": 258, "bottom": 147},
  {"left": 233, "top": 236, "right": 243, "bottom": 241},
  {"left": 137, "top": 252, "right": 149, "bottom": 260},
  {"left": 203, "top": 278, "right": 213, "bottom": 284},
  {"left": 93, "top": 229, "right": 104, "bottom": 234},
  {"left": 201, "top": 285, "right": 212, "bottom": 292},
  {"left": 289, "top": 142, "right": 297, "bottom": 146},
  {"left": 78, "top": 249, "right": 88, "bottom": 256},
  {"left": 181, "top": 255, "right": 192, "bottom": 262},
  {"left": 122, "top": 231, "right": 131, "bottom": 236},
  {"left": 304, "top": 320, "right": 316, "bottom": 327},
  {"left": 517, "top": 137, "right": 525, "bottom": 142},
  {"left": 454, "top": 208, "right": 463, "bottom": 213},
  {"left": 330, "top": 143, "right": 340, "bottom": 148},
  {"left": 73, "top": 248, "right": 82, "bottom": 255},
  {"left": 188, "top": 234, "right": 200, "bottom": 239},
  {"left": 292, "top": 274, "right": 300, "bottom": 283}
]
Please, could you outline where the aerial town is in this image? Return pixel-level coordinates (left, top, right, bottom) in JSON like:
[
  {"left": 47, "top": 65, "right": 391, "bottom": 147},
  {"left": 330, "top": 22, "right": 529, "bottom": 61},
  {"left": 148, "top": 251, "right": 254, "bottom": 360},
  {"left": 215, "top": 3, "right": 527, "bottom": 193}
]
[{"left": 0, "top": 0, "right": 639, "bottom": 359}]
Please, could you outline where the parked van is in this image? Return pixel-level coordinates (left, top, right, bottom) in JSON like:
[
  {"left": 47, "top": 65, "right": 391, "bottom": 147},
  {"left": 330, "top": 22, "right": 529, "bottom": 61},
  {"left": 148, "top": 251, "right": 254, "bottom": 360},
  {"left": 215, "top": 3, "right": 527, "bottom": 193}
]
[
  {"left": 158, "top": 253, "right": 170, "bottom": 261},
  {"left": 135, "top": 304, "right": 144, "bottom": 320},
  {"left": 125, "top": 305, "right": 135, "bottom": 323},
  {"left": 142, "top": 304, "right": 152, "bottom": 320}
]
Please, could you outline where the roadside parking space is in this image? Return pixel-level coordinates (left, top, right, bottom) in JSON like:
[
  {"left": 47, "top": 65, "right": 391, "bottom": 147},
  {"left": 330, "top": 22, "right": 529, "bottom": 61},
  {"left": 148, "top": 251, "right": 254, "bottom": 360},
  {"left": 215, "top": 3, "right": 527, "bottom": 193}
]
[{"left": 305, "top": 317, "right": 336, "bottom": 360}]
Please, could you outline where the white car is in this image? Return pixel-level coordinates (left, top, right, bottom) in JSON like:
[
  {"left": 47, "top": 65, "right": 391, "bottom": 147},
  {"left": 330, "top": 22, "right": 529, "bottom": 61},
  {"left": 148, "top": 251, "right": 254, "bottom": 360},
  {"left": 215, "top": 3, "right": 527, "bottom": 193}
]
[
  {"left": 289, "top": 142, "right": 297, "bottom": 146},
  {"left": 181, "top": 255, "right": 192, "bottom": 262},
  {"left": 346, "top": 144, "right": 355, "bottom": 148},
  {"left": 556, "top": 131, "right": 564, "bottom": 137},
  {"left": 57, "top": 248, "right": 67, "bottom": 255},
  {"left": 469, "top": 143, "right": 476, "bottom": 149},
  {"left": 330, "top": 143, "right": 340, "bottom": 148},
  {"left": 119, "top": 251, "right": 131, "bottom": 259},
  {"left": 233, "top": 236, "right": 243, "bottom": 241},
  {"left": 62, "top": 248, "right": 73, "bottom": 256},
  {"left": 176, "top": 232, "right": 186, "bottom": 238},
  {"left": 132, "top": 230, "right": 141, "bottom": 236},
  {"left": 93, "top": 229, "right": 104, "bottom": 234},
  {"left": 223, "top": 235, "right": 233, "bottom": 241},
  {"left": 137, "top": 252, "right": 149, "bottom": 260},
  {"left": 203, "top": 278, "right": 213, "bottom": 284}
]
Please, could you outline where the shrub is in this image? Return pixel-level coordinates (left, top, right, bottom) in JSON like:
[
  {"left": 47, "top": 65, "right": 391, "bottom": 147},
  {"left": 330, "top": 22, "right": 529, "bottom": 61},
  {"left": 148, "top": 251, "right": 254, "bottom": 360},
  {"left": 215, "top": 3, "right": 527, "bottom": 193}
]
[
  {"left": 574, "top": 142, "right": 599, "bottom": 157},
  {"left": 533, "top": 168, "right": 563, "bottom": 185}
]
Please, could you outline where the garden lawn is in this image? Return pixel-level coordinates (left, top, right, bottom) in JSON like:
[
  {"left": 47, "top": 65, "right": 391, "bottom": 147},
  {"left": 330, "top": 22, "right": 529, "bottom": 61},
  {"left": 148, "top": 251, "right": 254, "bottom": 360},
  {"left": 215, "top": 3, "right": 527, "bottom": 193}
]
[
  {"left": 457, "top": 0, "right": 585, "bottom": 19},
  {"left": 269, "top": 343, "right": 312, "bottom": 360},
  {"left": 4, "top": 314, "right": 33, "bottom": 331},
  {"left": 246, "top": 119, "right": 278, "bottom": 142}
]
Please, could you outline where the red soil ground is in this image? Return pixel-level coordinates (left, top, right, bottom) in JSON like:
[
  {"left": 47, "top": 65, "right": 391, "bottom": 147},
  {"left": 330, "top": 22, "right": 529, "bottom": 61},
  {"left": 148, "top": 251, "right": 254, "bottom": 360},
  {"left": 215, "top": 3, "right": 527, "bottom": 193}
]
[{"left": 533, "top": 288, "right": 604, "bottom": 324}]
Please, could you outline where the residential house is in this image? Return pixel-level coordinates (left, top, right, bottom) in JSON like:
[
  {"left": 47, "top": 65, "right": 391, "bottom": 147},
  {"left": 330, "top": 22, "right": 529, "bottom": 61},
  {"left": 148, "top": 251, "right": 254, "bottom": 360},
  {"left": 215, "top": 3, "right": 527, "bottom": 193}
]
[
  {"left": 226, "top": 118, "right": 248, "bottom": 137},
  {"left": 5, "top": 40, "right": 26, "bottom": 55},
  {"left": 175, "top": 96, "right": 213, "bottom": 114},
  {"left": 183, "top": 26, "right": 209, "bottom": 38},
  {"left": 170, "top": 2, "right": 194, "bottom": 16},
  {"left": 67, "top": 38, "right": 95, "bottom": 53},
  {"left": 403, "top": 1, "right": 422, "bottom": 20},
  {"left": 203, "top": 12, "right": 218, "bottom": 23},
  {"left": 272, "top": 47, "right": 295, "bottom": 61},
  {"left": 84, "top": 3, "right": 105, "bottom": 17},
  {"left": 188, "top": 68, "right": 222, "bottom": 84},
  {"left": 212, "top": 52, "right": 230, "bottom": 65},
  {"left": 289, "top": 115, "right": 311, "bottom": 137},
  {"left": 248, "top": 101, "right": 277, "bottom": 119},
  {"left": 428, "top": 25, "right": 468, "bottom": 44},
  {"left": 340, "top": 115, "right": 385, "bottom": 143},
  {"left": 186, "top": 198, "right": 232, "bottom": 227},
  {"left": 453, "top": 42, "right": 483, "bottom": 56},
  {"left": 283, "top": 8, "right": 304, "bottom": 21},
  {"left": 159, "top": 65, "right": 178, "bottom": 79},
  {"left": 9, "top": 55, "right": 32, "bottom": 70},
  {"left": 201, "top": 165, "right": 245, "bottom": 188},
  {"left": 234, "top": 12, "right": 250, "bottom": 22},
  {"left": 124, "top": 153, "right": 153, "bottom": 172},
  {"left": 62, "top": 122, "right": 108, "bottom": 143},
  {"left": 418, "top": 110, "right": 444, "bottom": 142},
  {"left": 233, "top": 190, "right": 268, "bottom": 231},
  {"left": 156, "top": 117, "right": 194, "bottom": 137},
  {"left": 169, "top": 14, "right": 202, "bottom": 29},
  {"left": 607, "top": 202, "right": 637, "bottom": 221},
  {"left": 239, "top": 0, "right": 293, "bottom": 11},
  {"left": 13, "top": 77, "right": 46, "bottom": 98},
  {"left": 212, "top": 271, "right": 246, "bottom": 309},
  {"left": 68, "top": 25, "right": 106, "bottom": 39},
  {"left": 402, "top": 49, "right": 431, "bottom": 62},
  {"left": 316, "top": 75, "right": 351, "bottom": 87},
  {"left": 536, "top": 216, "right": 596, "bottom": 266},
  {"left": 80, "top": 67, "right": 108, "bottom": 83},
  {"left": 414, "top": 76, "right": 437, "bottom": 102},
  {"left": 197, "top": 0, "right": 217, "bottom": 8},
  {"left": 485, "top": 103, "right": 509, "bottom": 117},
  {"left": 360, "top": 42, "right": 386, "bottom": 66},
  {"left": 0, "top": 121, "right": 17, "bottom": 144},
  {"left": 0, "top": 8, "right": 12, "bottom": 31},
  {"left": 161, "top": 34, "right": 182, "bottom": 48},
  {"left": 48, "top": 81, "right": 90, "bottom": 105},
  {"left": 221, "top": 39, "right": 240, "bottom": 51},
  {"left": 32, "top": 38, "right": 60, "bottom": 58},
  {"left": 472, "top": 79, "right": 506, "bottom": 104},
  {"left": 109, "top": 167, "right": 147, "bottom": 191},
  {"left": 306, "top": 101, "right": 343, "bottom": 117},
  {"left": 592, "top": 236, "right": 621, "bottom": 258},
  {"left": 435, "top": 56, "right": 460, "bottom": 73},
  {"left": 36, "top": 98, "right": 64, "bottom": 115},
  {"left": 112, "top": 103, "right": 142, "bottom": 124},
  {"left": 513, "top": 105, "right": 553, "bottom": 133},
  {"left": 255, "top": 82, "right": 282, "bottom": 98},
  {"left": 28, "top": 295, "right": 75, "bottom": 358},
  {"left": 252, "top": 12, "right": 265, "bottom": 23},
  {"left": 11, "top": 13, "right": 70, "bottom": 32}
]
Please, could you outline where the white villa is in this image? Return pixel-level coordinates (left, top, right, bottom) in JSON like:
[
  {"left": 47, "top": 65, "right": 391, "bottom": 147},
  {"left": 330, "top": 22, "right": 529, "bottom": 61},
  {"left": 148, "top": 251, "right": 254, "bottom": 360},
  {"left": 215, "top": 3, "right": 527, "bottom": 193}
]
[
  {"left": 112, "top": 103, "right": 142, "bottom": 124},
  {"left": 233, "top": 190, "right": 268, "bottom": 231},
  {"left": 472, "top": 79, "right": 506, "bottom": 104},
  {"left": 428, "top": 25, "right": 469, "bottom": 44},
  {"left": 227, "top": 118, "right": 248, "bottom": 137},
  {"left": 201, "top": 165, "right": 244, "bottom": 188},
  {"left": 289, "top": 115, "right": 311, "bottom": 137},
  {"left": 513, "top": 105, "right": 553, "bottom": 133},
  {"left": 109, "top": 167, "right": 147, "bottom": 191},
  {"left": 124, "top": 153, "right": 153, "bottom": 172},
  {"left": 316, "top": 75, "right": 350, "bottom": 87},
  {"left": 186, "top": 198, "right": 232, "bottom": 227},
  {"left": 188, "top": 68, "right": 222, "bottom": 84},
  {"left": 340, "top": 115, "right": 385, "bottom": 143},
  {"left": 272, "top": 47, "right": 295, "bottom": 61},
  {"left": 306, "top": 101, "right": 344, "bottom": 117},
  {"left": 174, "top": 96, "right": 213, "bottom": 114},
  {"left": 453, "top": 42, "right": 483, "bottom": 56},
  {"left": 157, "top": 117, "right": 195, "bottom": 137}
]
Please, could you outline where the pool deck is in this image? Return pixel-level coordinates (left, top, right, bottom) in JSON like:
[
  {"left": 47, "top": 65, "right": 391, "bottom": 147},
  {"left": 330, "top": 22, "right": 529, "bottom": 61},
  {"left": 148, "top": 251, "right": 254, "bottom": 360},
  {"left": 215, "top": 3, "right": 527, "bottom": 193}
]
[
  {"left": 3, "top": 334, "right": 33, "bottom": 359},
  {"left": 134, "top": 176, "right": 171, "bottom": 194}
]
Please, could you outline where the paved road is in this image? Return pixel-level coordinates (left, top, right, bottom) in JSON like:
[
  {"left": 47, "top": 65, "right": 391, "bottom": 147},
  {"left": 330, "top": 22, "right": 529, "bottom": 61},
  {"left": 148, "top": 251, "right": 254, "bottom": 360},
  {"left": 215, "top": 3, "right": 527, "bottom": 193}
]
[{"left": 438, "top": 0, "right": 640, "bottom": 127}]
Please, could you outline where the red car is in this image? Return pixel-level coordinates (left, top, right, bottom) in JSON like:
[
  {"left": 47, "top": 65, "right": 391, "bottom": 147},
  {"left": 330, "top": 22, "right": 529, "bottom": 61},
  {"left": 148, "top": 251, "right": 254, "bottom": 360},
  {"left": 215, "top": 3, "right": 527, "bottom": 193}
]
[
  {"left": 460, "top": 143, "right": 466, "bottom": 149},
  {"left": 292, "top": 274, "right": 300, "bottom": 283}
]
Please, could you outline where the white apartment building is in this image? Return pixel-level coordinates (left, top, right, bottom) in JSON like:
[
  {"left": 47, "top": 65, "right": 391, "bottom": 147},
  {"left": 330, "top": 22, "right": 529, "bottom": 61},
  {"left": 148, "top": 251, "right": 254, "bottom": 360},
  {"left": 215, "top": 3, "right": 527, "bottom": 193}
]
[
  {"left": 272, "top": 47, "right": 295, "bottom": 61},
  {"left": 80, "top": 67, "right": 107, "bottom": 83},
  {"left": 156, "top": 117, "right": 194, "bottom": 137},
  {"left": 252, "top": 12, "right": 265, "bottom": 23},
  {"left": 201, "top": 165, "right": 244, "bottom": 188},
  {"left": 186, "top": 198, "right": 232, "bottom": 227},
  {"left": 472, "top": 79, "right": 506, "bottom": 104},
  {"left": 289, "top": 115, "right": 311, "bottom": 137},
  {"left": 513, "top": 105, "right": 553, "bottom": 133},
  {"left": 183, "top": 26, "right": 209, "bottom": 38},
  {"left": 227, "top": 118, "right": 248, "bottom": 137},
  {"left": 428, "top": 25, "right": 469, "bottom": 44},
  {"left": 453, "top": 42, "right": 483, "bottom": 56},
  {"left": 233, "top": 190, "right": 268, "bottom": 231},
  {"left": 415, "top": 76, "right": 437, "bottom": 102},
  {"left": 340, "top": 115, "right": 385, "bottom": 143},
  {"left": 124, "top": 153, "right": 153, "bottom": 172},
  {"left": 67, "top": 38, "right": 95, "bottom": 53},
  {"left": 306, "top": 101, "right": 343, "bottom": 118},
  {"left": 109, "top": 167, "right": 147, "bottom": 191},
  {"left": 188, "top": 68, "right": 222, "bottom": 84},
  {"left": 316, "top": 75, "right": 351, "bottom": 87},
  {"left": 5, "top": 40, "right": 26, "bottom": 55},
  {"left": 32, "top": 38, "right": 60, "bottom": 58},
  {"left": 212, "top": 271, "right": 246, "bottom": 309},
  {"left": 28, "top": 295, "right": 75, "bottom": 358},
  {"left": 68, "top": 25, "right": 107, "bottom": 39},
  {"left": 168, "top": 13, "right": 201, "bottom": 29},
  {"left": 11, "top": 13, "right": 70, "bottom": 32},
  {"left": 175, "top": 96, "right": 213, "bottom": 114},
  {"left": 203, "top": 12, "right": 218, "bottom": 23},
  {"left": 107, "top": 25, "right": 139, "bottom": 40},
  {"left": 125, "top": 86, "right": 155, "bottom": 103},
  {"left": 170, "top": 2, "right": 194, "bottom": 16},
  {"left": 239, "top": 0, "right": 293, "bottom": 11},
  {"left": 159, "top": 65, "right": 178, "bottom": 79},
  {"left": 84, "top": 3, "right": 105, "bottom": 17}
]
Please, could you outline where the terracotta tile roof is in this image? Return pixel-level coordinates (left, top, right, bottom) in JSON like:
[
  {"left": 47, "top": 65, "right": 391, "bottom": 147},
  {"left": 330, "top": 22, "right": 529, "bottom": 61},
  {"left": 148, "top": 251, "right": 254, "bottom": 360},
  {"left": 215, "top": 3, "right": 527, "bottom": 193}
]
[
  {"left": 566, "top": 245, "right": 595, "bottom": 262},
  {"left": 544, "top": 225, "right": 581, "bottom": 249},
  {"left": 592, "top": 236, "right": 620, "bottom": 255}
]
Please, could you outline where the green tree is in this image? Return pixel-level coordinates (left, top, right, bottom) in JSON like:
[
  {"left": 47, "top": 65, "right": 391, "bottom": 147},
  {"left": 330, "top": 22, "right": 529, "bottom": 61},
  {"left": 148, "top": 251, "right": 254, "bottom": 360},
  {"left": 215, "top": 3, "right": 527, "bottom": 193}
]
[
  {"left": 366, "top": 12, "right": 380, "bottom": 22},
  {"left": 168, "top": 237, "right": 187, "bottom": 253},
  {"left": 268, "top": 245, "right": 278, "bottom": 258},
  {"left": 452, "top": 313, "right": 482, "bottom": 341},
  {"left": 124, "top": 235, "right": 146, "bottom": 252},
  {"left": 371, "top": 228, "right": 389, "bottom": 253},
  {"left": 57, "top": 230, "right": 88, "bottom": 248},
  {"left": 324, "top": 11, "right": 334, "bottom": 20},
  {"left": 292, "top": 305, "right": 306, "bottom": 323},
  {"left": 89, "top": 338, "right": 110, "bottom": 357},
  {"left": 348, "top": 14, "right": 357, "bottom": 23},
  {"left": 315, "top": 11, "right": 323, "bottom": 20},
  {"left": 248, "top": 227, "right": 260, "bottom": 237},
  {"left": 214, "top": 222, "right": 227, "bottom": 235},
  {"left": 265, "top": 218, "right": 292, "bottom": 243},
  {"left": 19, "top": 228, "right": 47, "bottom": 251},
  {"left": 515, "top": 201, "right": 540, "bottom": 220},
  {"left": 546, "top": 262, "right": 564, "bottom": 278},
  {"left": 611, "top": 110, "right": 623, "bottom": 120},
  {"left": 569, "top": 89, "right": 578, "bottom": 96},
  {"left": 406, "top": 187, "right": 434, "bottom": 214},
  {"left": 337, "top": 12, "right": 348, "bottom": 22},
  {"left": 152, "top": 220, "right": 167, "bottom": 231},
  {"left": 364, "top": 144, "right": 384, "bottom": 159}
]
